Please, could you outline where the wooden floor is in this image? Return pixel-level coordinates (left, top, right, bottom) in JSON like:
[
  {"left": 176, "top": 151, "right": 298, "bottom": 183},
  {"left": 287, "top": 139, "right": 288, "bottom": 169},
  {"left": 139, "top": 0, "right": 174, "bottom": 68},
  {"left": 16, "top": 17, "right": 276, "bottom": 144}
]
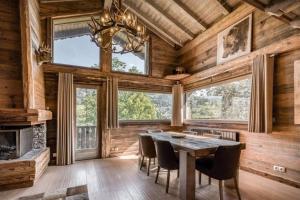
[{"left": 1, "top": 157, "right": 300, "bottom": 200}]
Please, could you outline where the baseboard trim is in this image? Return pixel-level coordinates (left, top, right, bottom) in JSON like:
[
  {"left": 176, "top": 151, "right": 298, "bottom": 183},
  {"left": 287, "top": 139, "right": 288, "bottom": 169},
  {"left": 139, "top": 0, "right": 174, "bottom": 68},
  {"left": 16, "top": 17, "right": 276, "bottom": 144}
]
[{"left": 240, "top": 166, "right": 300, "bottom": 188}]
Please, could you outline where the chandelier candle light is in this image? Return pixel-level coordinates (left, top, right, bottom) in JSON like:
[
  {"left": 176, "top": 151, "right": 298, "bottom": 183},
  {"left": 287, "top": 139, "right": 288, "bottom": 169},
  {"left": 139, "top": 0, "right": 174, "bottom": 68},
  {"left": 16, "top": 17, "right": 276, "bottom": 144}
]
[{"left": 89, "top": 0, "right": 149, "bottom": 54}]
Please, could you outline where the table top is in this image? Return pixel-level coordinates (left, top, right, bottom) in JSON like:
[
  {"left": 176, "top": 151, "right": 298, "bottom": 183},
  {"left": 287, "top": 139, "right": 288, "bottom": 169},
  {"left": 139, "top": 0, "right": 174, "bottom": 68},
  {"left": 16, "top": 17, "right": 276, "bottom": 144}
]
[{"left": 140, "top": 132, "right": 245, "bottom": 157}]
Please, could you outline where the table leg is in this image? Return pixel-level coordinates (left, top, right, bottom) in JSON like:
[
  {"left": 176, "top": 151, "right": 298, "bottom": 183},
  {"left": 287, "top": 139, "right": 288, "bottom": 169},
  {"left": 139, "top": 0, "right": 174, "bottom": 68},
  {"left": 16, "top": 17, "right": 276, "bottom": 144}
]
[{"left": 179, "top": 150, "right": 195, "bottom": 200}]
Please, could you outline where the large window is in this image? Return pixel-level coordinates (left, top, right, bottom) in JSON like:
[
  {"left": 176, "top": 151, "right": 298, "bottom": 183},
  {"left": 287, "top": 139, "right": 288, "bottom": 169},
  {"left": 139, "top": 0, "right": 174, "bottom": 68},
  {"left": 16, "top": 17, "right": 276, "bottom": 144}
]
[
  {"left": 53, "top": 16, "right": 100, "bottom": 68},
  {"left": 186, "top": 78, "right": 251, "bottom": 121},
  {"left": 112, "top": 32, "right": 148, "bottom": 75},
  {"left": 118, "top": 90, "right": 172, "bottom": 120}
]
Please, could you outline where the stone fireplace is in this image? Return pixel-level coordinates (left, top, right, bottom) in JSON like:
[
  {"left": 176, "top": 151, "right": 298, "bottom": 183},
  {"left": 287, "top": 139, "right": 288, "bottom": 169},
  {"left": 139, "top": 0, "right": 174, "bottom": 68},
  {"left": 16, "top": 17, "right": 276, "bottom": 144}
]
[{"left": 0, "top": 123, "right": 47, "bottom": 160}]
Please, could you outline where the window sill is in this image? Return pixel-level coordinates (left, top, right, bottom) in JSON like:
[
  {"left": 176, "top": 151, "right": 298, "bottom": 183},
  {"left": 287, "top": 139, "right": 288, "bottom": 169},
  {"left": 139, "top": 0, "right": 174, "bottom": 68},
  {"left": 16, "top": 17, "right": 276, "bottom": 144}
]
[
  {"left": 119, "top": 120, "right": 171, "bottom": 126},
  {"left": 111, "top": 70, "right": 149, "bottom": 77},
  {"left": 184, "top": 119, "right": 248, "bottom": 125},
  {"left": 51, "top": 62, "right": 100, "bottom": 70}
]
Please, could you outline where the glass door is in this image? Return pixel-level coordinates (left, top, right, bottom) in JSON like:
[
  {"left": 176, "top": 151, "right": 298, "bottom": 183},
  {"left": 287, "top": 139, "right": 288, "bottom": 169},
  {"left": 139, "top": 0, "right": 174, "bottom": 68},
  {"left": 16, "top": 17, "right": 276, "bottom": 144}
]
[{"left": 75, "top": 86, "right": 99, "bottom": 160}]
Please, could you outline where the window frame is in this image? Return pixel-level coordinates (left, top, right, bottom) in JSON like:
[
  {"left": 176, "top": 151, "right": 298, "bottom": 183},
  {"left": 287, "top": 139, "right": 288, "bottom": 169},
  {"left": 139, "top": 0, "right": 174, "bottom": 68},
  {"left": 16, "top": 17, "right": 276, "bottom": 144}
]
[
  {"left": 51, "top": 15, "right": 101, "bottom": 69},
  {"left": 118, "top": 89, "right": 172, "bottom": 123},
  {"left": 111, "top": 37, "right": 150, "bottom": 76},
  {"left": 184, "top": 75, "right": 252, "bottom": 124}
]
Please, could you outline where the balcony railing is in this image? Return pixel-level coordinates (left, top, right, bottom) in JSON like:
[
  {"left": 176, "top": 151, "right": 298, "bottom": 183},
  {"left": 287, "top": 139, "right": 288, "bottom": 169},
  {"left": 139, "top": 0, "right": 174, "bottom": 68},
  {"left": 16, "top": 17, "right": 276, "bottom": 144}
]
[{"left": 76, "top": 126, "right": 97, "bottom": 150}]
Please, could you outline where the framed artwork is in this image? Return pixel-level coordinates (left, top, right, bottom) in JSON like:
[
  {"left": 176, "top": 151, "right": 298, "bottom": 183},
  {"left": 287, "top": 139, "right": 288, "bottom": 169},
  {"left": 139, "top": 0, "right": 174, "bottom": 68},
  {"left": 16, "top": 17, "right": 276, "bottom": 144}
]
[{"left": 217, "top": 14, "right": 252, "bottom": 64}]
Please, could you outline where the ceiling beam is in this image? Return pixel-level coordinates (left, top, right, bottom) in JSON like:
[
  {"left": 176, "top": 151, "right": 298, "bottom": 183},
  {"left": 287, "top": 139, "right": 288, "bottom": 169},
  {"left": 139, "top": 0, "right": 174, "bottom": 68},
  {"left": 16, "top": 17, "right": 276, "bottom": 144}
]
[
  {"left": 242, "top": 0, "right": 265, "bottom": 10},
  {"left": 104, "top": 0, "right": 113, "bottom": 9},
  {"left": 291, "top": 16, "right": 300, "bottom": 29},
  {"left": 265, "top": 0, "right": 298, "bottom": 17},
  {"left": 123, "top": 1, "right": 182, "bottom": 47},
  {"left": 170, "top": 0, "right": 207, "bottom": 31},
  {"left": 40, "top": 0, "right": 83, "bottom": 3},
  {"left": 242, "top": 0, "right": 298, "bottom": 27},
  {"left": 142, "top": 0, "right": 194, "bottom": 40},
  {"left": 216, "top": 0, "right": 232, "bottom": 15}
]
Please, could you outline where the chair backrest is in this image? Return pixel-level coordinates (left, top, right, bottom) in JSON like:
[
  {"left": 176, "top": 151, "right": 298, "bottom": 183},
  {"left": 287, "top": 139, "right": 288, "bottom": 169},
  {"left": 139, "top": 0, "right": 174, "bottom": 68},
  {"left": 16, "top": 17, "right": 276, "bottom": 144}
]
[
  {"left": 139, "top": 135, "right": 156, "bottom": 158},
  {"left": 154, "top": 140, "right": 178, "bottom": 170},
  {"left": 182, "top": 130, "right": 197, "bottom": 135},
  {"left": 212, "top": 145, "right": 241, "bottom": 180},
  {"left": 190, "top": 128, "right": 240, "bottom": 141},
  {"left": 203, "top": 133, "right": 221, "bottom": 139},
  {"left": 146, "top": 129, "right": 163, "bottom": 133}
]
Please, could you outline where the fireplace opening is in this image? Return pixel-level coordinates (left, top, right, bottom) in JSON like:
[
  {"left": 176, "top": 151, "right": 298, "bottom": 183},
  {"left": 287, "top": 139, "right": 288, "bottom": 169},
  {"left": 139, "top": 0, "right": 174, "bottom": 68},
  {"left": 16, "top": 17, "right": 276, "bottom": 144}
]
[
  {"left": 0, "top": 131, "right": 17, "bottom": 160},
  {"left": 0, "top": 124, "right": 47, "bottom": 160}
]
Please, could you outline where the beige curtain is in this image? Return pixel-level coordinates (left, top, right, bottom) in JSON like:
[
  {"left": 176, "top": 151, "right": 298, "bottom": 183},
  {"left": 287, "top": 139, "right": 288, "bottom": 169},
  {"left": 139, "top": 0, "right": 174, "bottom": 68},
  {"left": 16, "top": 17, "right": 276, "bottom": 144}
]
[
  {"left": 56, "top": 73, "right": 75, "bottom": 165},
  {"left": 107, "top": 77, "right": 119, "bottom": 129},
  {"left": 248, "top": 55, "right": 274, "bottom": 133},
  {"left": 172, "top": 84, "right": 184, "bottom": 126}
]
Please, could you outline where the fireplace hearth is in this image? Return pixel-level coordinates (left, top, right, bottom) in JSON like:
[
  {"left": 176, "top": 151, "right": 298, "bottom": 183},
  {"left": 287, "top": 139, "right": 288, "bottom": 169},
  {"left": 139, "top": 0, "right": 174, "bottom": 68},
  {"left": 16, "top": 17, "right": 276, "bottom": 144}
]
[{"left": 0, "top": 123, "right": 46, "bottom": 160}]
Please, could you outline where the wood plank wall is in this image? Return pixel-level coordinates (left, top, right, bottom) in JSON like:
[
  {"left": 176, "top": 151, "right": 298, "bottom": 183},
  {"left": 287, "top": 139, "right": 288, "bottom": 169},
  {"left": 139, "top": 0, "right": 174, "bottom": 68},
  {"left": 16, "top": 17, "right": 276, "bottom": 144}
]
[
  {"left": 0, "top": 0, "right": 23, "bottom": 108},
  {"left": 29, "top": 0, "right": 46, "bottom": 110},
  {"left": 0, "top": 0, "right": 45, "bottom": 110},
  {"left": 182, "top": 10, "right": 300, "bottom": 187},
  {"left": 179, "top": 10, "right": 300, "bottom": 74}
]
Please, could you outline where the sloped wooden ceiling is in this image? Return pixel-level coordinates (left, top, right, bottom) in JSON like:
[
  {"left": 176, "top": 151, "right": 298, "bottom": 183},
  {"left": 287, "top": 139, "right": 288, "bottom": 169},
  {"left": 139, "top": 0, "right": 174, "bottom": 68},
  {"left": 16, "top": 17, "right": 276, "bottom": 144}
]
[{"left": 123, "top": 0, "right": 242, "bottom": 47}]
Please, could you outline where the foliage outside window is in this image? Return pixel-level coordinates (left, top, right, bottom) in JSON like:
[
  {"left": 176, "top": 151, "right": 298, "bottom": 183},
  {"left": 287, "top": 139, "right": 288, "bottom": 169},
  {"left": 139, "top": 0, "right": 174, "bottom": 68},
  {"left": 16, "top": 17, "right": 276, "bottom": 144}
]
[
  {"left": 53, "top": 16, "right": 100, "bottom": 68},
  {"left": 118, "top": 90, "right": 172, "bottom": 120},
  {"left": 76, "top": 88, "right": 98, "bottom": 150},
  {"left": 112, "top": 32, "right": 148, "bottom": 75},
  {"left": 76, "top": 88, "right": 97, "bottom": 126},
  {"left": 186, "top": 78, "right": 251, "bottom": 121}
]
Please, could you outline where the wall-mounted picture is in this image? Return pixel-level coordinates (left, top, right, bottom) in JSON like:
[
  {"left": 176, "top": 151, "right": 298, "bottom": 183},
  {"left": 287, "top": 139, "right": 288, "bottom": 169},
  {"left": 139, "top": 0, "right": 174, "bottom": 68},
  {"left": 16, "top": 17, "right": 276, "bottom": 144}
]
[{"left": 217, "top": 14, "right": 252, "bottom": 64}]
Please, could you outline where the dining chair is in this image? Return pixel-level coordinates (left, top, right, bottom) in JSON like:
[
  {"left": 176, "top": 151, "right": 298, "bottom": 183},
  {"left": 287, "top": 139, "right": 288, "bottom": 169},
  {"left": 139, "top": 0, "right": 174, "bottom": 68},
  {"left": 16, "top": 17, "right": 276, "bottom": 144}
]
[
  {"left": 154, "top": 140, "right": 179, "bottom": 193},
  {"left": 182, "top": 130, "right": 197, "bottom": 135},
  {"left": 196, "top": 145, "right": 242, "bottom": 200},
  {"left": 139, "top": 135, "right": 157, "bottom": 176}
]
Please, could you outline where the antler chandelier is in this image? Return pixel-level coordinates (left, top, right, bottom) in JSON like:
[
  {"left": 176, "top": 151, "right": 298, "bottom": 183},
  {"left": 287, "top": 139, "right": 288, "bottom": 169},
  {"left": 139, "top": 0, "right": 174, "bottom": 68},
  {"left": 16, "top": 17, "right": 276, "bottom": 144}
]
[{"left": 88, "top": 0, "right": 149, "bottom": 54}]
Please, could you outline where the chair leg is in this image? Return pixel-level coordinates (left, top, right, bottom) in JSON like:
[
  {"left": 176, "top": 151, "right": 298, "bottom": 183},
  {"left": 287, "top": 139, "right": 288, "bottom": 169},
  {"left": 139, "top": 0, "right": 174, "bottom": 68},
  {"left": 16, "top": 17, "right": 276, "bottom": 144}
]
[
  {"left": 208, "top": 177, "right": 211, "bottom": 185},
  {"left": 140, "top": 156, "right": 144, "bottom": 170},
  {"left": 147, "top": 158, "right": 151, "bottom": 176},
  {"left": 219, "top": 180, "right": 223, "bottom": 200},
  {"left": 166, "top": 170, "right": 170, "bottom": 193},
  {"left": 155, "top": 166, "right": 160, "bottom": 183},
  {"left": 199, "top": 172, "right": 202, "bottom": 185},
  {"left": 234, "top": 176, "right": 242, "bottom": 200},
  {"left": 153, "top": 158, "right": 156, "bottom": 165},
  {"left": 177, "top": 169, "right": 179, "bottom": 178}
]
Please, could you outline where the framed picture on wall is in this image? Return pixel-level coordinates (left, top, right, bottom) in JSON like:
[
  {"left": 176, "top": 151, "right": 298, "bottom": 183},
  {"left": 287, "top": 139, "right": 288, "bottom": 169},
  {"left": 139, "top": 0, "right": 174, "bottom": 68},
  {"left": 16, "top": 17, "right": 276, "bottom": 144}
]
[{"left": 217, "top": 14, "right": 252, "bottom": 64}]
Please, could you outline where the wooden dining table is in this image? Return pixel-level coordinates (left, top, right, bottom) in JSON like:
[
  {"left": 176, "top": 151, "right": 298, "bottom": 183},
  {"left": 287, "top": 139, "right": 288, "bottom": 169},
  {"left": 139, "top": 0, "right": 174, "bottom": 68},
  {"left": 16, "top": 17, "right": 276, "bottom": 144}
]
[{"left": 139, "top": 131, "right": 245, "bottom": 200}]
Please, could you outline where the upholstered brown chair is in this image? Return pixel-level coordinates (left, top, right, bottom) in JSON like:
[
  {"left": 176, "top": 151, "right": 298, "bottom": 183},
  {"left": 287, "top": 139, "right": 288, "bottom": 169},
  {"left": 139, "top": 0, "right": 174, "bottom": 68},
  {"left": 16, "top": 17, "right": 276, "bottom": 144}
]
[
  {"left": 139, "top": 135, "right": 157, "bottom": 176},
  {"left": 196, "top": 145, "right": 242, "bottom": 200},
  {"left": 154, "top": 140, "right": 179, "bottom": 193}
]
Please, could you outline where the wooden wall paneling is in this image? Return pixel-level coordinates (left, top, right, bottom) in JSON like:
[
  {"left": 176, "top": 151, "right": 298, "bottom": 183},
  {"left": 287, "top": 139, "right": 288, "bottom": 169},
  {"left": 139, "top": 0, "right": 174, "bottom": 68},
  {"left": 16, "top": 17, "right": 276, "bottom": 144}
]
[
  {"left": 151, "top": 34, "right": 177, "bottom": 78},
  {"left": 0, "top": 0, "right": 23, "bottom": 108},
  {"left": 181, "top": 34, "right": 300, "bottom": 87},
  {"left": 20, "top": 0, "right": 34, "bottom": 109},
  {"left": 20, "top": 0, "right": 46, "bottom": 110},
  {"left": 39, "top": 0, "right": 102, "bottom": 19},
  {"left": 109, "top": 123, "right": 182, "bottom": 157},
  {"left": 294, "top": 60, "right": 300, "bottom": 124}
]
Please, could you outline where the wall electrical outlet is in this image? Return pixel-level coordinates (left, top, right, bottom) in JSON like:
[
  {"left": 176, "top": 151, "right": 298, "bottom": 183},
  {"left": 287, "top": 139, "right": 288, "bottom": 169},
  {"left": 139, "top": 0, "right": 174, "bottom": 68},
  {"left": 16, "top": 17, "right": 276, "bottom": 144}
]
[{"left": 273, "top": 165, "right": 286, "bottom": 173}]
